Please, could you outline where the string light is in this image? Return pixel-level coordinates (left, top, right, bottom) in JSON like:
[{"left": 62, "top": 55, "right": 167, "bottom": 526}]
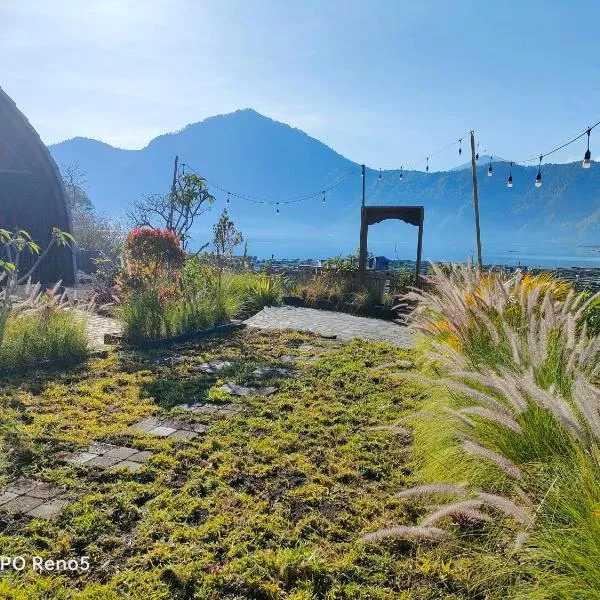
[
  {"left": 535, "top": 156, "right": 543, "bottom": 188},
  {"left": 488, "top": 156, "right": 493, "bottom": 177},
  {"left": 322, "top": 190, "right": 326, "bottom": 203},
  {"left": 458, "top": 139, "right": 462, "bottom": 156},
  {"left": 378, "top": 168, "right": 382, "bottom": 181},
  {"left": 583, "top": 128, "right": 592, "bottom": 168},
  {"left": 426, "top": 157, "right": 429, "bottom": 173},
  {"left": 226, "top": 192, "right": 230, "bottom": 204},
  {"left": 475, "top": 141, "right": 479, "bottom": 161},
  {"left": 507, "top": 162, "right": 513, "bottom": 188},
  {"left": 399, "top": 165, "right": 403, "bottom": 181},
  {"left": 276, "top": 201, "right": 279, "bottom": 214}
]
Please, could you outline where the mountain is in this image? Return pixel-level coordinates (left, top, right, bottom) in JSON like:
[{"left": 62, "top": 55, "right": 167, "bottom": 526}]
[{"left": 48, "top": 109, "right": 600, "bottom": 264}]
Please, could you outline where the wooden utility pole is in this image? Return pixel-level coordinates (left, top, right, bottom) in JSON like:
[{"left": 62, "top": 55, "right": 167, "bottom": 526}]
[
  {"left": 361, "top": 164, "right": 365, "bottom": 207},
  {"left": 168, "top": 155, "right": 178, "bottom": 230},
  {"left": 470, "top": 131, "right": 483, "bottom": 271}
]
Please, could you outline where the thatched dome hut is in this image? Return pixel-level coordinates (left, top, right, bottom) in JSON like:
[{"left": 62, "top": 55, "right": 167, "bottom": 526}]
[{"left": 0, "top": 86, "right": 75, "bottom": 284}]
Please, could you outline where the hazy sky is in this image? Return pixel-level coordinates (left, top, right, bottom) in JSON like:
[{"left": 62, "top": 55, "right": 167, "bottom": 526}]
[{"left": 2, "top": 0, "right": 599, "bottom": 170}]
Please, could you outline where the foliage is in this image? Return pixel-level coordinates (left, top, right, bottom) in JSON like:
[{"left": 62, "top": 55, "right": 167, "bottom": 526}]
[
  {"left": 127, "top": 172, "right": 215, "bottom": 250},
  {"left": 0, "top": 329, "right": 462, "bottom": 598},
  {"left": 72, "top": 209, "right": 124, "bottom": 258},
  {"left": 0, "top": 227, "right": 75, "bottom": 346},
  {"left": 60, "top": 161, "right": 93, "bottom": 213},
  {"left": 366, "top": 263, "right": 600, "bottom": 598},
  {"left": 0, "top": 282, "right": 88, "bottom": 373},
  {"left": 211, "top": 209, "right": 243, "bottom": 280},
  {"left": 236, "top": 272, "right": 286, "bottom": 313}
]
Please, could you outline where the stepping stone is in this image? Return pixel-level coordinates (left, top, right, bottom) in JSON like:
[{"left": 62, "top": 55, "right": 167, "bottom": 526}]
[
  {"left": 297, "top": 344, "right": 315, "bottom": 351},
  {"left": 167, "top": 429, "right": 199, "bottom": 440},
  {"left": 64, "top": 443, "right": 153, "bottom": 471},
  {"left": 150, "top": 356, "right": 186, "bottom": 366},
  {"left": 129, "top": 417, "right": 207, "bottom": 438},
  {"left": 0, "top": 480, "right": 71, "bottom": 519},
  {"left": 252, "top": 367, "right": 294, "bottom": 378},
  {"left": 180, "top": 401, "right": 243, "bottom": 417},
  {"left": 280, "top": 355, "right": 297, "bottom": 363},
  {"left": 27, "top": 499, "right": 70, "bottom": 520},
  {"left": 113, "top": 460, "right": 144, "bottom": 472},
  {"left": 194, "top": 360, "right": 233, "bottom": 375},
  {"left": 220, "top": 382, "right": 277, "bottom": 397},
  {"left": 3, "top": 495, "right": 45, "bottom": 514},
  {"left": 147, "top": 426, "right": 177, "bottom": 437}
]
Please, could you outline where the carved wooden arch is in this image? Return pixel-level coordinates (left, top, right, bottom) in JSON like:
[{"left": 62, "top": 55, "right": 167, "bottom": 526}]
[{"left": 358, "top": 205, "right": 424, "bottom": 286}]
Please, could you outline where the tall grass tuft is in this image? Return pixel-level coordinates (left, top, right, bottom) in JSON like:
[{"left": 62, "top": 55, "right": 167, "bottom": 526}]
[{"left": 371, "top": 264, "right": 600, "bottom": 598}]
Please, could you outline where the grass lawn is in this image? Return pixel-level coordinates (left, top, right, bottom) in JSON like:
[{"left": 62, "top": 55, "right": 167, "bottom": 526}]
[{"left": 0, "top": 329, "right": 488, "bottom": 599}]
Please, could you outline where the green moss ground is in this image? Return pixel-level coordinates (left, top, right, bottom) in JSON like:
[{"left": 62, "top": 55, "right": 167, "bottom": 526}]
[{"left": 0, "top": 329, "right": 484, "bottom": 599}]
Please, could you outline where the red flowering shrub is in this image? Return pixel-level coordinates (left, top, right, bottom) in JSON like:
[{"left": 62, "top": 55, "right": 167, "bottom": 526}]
[{"left": 119, "top": 228, "right": 185, "bottom": 298}]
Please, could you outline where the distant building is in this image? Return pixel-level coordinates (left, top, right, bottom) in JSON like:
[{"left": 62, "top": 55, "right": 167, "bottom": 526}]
[
  {"left": 0, "top": 86, "right": 75, "bottom": 283},
  {"left": 367, "top": 256, "right": 390, "bottom": 271}
]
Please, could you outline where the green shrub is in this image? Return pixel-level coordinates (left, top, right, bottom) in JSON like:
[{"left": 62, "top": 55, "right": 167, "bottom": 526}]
[
  {"left": 0, "top": 306, "right": 88, "bottom": 373},
  {"left": 240, "top": 273, "right": 285, "bottom": 313}
]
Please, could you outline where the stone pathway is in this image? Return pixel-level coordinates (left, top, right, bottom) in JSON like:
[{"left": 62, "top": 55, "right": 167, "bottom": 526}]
[
  {"left": 85, "top": 313, "right": 121, "bottom": 349},
  {"left": 0, "top": 479, "right": 70, "bottom": 519},
  {"left": 64, "top": 443, "right": 152, "bottom": 471},
  {"left": 179, "top": 401, "right": 244, "bottom": 417},
  {"left": 244, "top": 306, "right": 414, "bottom": 347},
  {"left": 220, "top": 382, "right": 277, "bottom": 397},
  {"left": 129, "top": 417, "right": 207, "bottom": 439}
]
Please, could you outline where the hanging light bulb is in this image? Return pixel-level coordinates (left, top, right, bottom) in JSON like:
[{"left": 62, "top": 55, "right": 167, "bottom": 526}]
[
  {"left": 488, "top": 156, "right": 493, "bottom": 177},
  {"left": 458, "top": 139, "right": 462, "bottom": 156},
  {"left": 399, "top": 165, "right": 403, "bottom": 181},
  {"left": 583, "top": 128, "right": 592, "bottom": 168},
  {"left": 426, "top": 157, "right": 429, "bottom": 173},
  {"left": 475, "top": 142, "right": 479, "bottom": 161},
  {"left": 535, "top": 156, "right": 543, "bottom": 188},
  {"left": 322, "top": 190, "right": 326, "bottom": 203},
  {"left": 507, "top": 162, "right": 513, "bottom": 188},
  {"left": 379, "top": 168, "right": 382, "bottom": 181},
  {"left": 226, "top": 192, "right": 230, "bottom": 204},
  {"left": 276, "top": 202, "right": 279, "bottom": 214}
]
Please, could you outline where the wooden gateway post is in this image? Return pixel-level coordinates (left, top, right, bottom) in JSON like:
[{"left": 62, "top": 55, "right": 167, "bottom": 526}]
[{"left": 358, "top": 205, "right": 425, "bottom": 287}]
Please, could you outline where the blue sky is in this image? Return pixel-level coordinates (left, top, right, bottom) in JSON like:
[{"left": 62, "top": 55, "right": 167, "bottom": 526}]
[{"left": 2, "top": 0, "right": 599, "bottom": 171}]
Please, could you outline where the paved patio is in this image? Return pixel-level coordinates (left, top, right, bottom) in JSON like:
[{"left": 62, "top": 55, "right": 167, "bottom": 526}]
[{"left": 244, "top": 306, "right": 414, "bottom": 347}]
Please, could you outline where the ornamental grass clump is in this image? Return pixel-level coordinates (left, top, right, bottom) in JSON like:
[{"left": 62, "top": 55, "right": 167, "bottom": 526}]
[{"left": 367, "top": 264, "right": 600, "bottom": 598}]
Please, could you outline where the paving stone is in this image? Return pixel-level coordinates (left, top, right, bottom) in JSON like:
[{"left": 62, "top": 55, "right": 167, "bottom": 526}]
[
  {"left": 148, "top": 426, "right": 178, "bottom": 437},
  {"left": 87, "top": 442, "right": 119, "bottom": 455},
  {"left": 129, "top": 417, "right": 161, "bottom": 432},
  {"left": 112, "top": 460, "right": 144, "bottom": 472},
  {"left": 221, "top": 382, "right": 277, "bottom": 397},
  {"left": 26, "top": 499, "right": 70, "bottom": 520},
  {"left": 244, "top": 306, "right": 415, "bottom": 348},
  {"left": 0, "top": 492, "right": 18, "bottom": 506},
  {"left": 86, "top": 455, "right": 122, "bottom": 468},
  {"left": 279, "top": 355, "right": 297, "bottom": 363},
  {"left": 297, "top": 344, "right": 315, "bottom": 351},
  {"left": 195, "top": 359, "right": 233, "bottom": 374},
  {"left": 65, "top": 451, "right": 98, "bottom": 465},
  {"left": 104, "top": 446, "right": 139, "bottom": 460},
  {"left": 167, "top": 429, "right": 199, "bottom": 440},
  {"left": 5, "top": 478, "right": 37, "bottom": 495},
  {"left": 186, "top": 422, "right": 209, "bottom": 434},
  {"left": 252, "top": 367, "right": 294, "bottom": 378},
  {"left": 2, "top": 495, "right": 45, "bottom": 514},
  {"left": 129, "top": 451, "right": 152, "bottom": 463},
  {"left": 28, "top": 482, "right": 62, "bottom": 499}
]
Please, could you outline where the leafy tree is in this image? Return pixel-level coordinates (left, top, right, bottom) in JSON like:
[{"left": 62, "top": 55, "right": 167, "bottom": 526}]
[
  {"left": 72, "top": 210, "right": 124, "bottom": 258},
  {"left": 60, "top": 162, "right": 93, "bottom": 213},
  {"left": 212, "top": 209, "right": 243, "bottom": 282},
  {"left": 127, "top": 172, "right": 215, "bottom": 250}
]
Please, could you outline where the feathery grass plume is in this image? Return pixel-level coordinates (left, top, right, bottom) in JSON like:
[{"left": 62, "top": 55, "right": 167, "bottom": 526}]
[
  {"left": 395, "top": 410, "right": 439, "bottom": 424},
  {"left": 420, "top": 500, "right": 490, "bottom": 526},
  {"left": 518, "top": 372, "right": 586, "bottom": 444},
  {"left": 459, "top": 406, "right": 522, "bottom": 434},
  {"left": 572, "top": 376, "right": 600, "bottom": 441},
  {"left": 477, "top": 492, "right": 532, "bottom": 525},
  {"left": 444, "top": 407, "right": 477, "bottom": 428},
  {"left": 513, "top": 531, "right": 529, "bottom": 552},
  {"left": 395, "top": 483, "right": 467, "bottom": 498},
  {"left": 440, "top": 378, "right": 513, "bottom": 415},
  {"left": 361, "top": 525, "right": 450, "bottom": 542},
  {"left": 462, "top": 440, "right": 522, "bottom": 479},
  {"left": 513, "top": 486, "right": 534, "bottom": 507}
]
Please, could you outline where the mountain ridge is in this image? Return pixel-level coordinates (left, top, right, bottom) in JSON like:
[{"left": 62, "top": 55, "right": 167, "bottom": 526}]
[{"left": 48, "top": 109, "right": 600, "bottom": 262}]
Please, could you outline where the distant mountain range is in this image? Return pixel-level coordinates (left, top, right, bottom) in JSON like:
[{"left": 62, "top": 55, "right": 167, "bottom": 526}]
[{"left": 48, "top": 109, "right": 600, "bottom": 264}]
